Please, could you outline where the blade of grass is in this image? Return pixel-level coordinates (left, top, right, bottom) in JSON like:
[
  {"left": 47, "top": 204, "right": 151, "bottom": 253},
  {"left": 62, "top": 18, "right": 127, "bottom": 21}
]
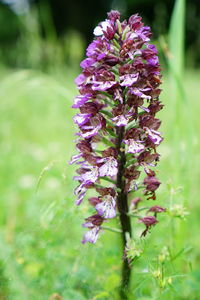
[{"left": 168, "top": 0, "right": 186, "bottom": 105}]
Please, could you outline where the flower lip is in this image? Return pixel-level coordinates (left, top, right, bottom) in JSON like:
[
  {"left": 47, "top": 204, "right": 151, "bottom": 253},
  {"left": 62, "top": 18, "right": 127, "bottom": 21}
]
[
  {"left": 139, "top": 216, "right": 158, "bottom": 227},
  {"left": 69, "top": 154, "right": 82, "bottom": 165},
  {"left": 146, "top": 128, "right": 163, "bottom": 146},
  {"left": 73, "top": 113, "right": 92, "bottom": 126},
  {"left": 82, "top": 226, "right": 100, "bottom": 244},
  {"left": 98, "top": 156, "right": 118, "bottom": 178},
  {"left": 120, "top": 73, "right": 139, "bottom": 87},
  {"left": 92, "top": 80, "right": 117, "bottom": 92},
  {"left": 112, "top": 115, "right": 128, "bottom": 127},
  {"left": 95, "top": 195, "right": 116, "bottom": 219},
  {"left": 80, "top": 165, "right": 99, "bottom": 184},
  {"left": 80, "top": 123, "right": 101, "bottom": 139},
  {"left": 72, "top": 94, "right": 93, "bottom": 109},
  {"left": 80, "top": 58, "right": 96, "bottom": 69},
  {"left": 93, "top": 19, "right": 111, "bottom": 36},
  {"left": 124, "top": 139, "right": 145, "bottom": 154},
  {"left": 143, "top": 175, "right": 161, "bottom": 192},
  {"left": 139, "top": 216, "right": 158, "bottom": 236}
]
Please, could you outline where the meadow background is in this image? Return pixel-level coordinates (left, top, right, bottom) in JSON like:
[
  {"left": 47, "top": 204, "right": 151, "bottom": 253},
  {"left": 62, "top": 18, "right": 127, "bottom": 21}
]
[{"left": 0, "top": 0, "right": 200, "bottom": 299}]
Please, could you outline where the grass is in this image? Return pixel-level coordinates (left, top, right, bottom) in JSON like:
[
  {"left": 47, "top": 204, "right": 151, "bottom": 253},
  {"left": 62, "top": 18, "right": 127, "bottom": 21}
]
[{"left": 0, "top": 67, "right": 200, "bottom": 300}]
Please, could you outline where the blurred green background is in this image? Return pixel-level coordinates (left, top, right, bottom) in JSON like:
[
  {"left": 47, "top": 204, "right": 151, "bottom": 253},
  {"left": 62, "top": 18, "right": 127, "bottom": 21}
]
[{"left": 0, "top": 0, "right": 200, "bottom": 299}]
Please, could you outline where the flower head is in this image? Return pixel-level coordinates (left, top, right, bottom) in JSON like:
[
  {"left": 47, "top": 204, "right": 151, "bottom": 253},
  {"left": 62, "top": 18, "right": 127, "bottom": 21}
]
[{"left": 71, "top": 10, "right": 163, "bottom": 243}]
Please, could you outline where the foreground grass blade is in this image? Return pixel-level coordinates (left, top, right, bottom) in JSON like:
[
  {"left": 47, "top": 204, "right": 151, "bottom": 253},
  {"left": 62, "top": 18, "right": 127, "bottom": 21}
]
[{"left": 168, "top": 0, "right": 186, "bottom": 104}]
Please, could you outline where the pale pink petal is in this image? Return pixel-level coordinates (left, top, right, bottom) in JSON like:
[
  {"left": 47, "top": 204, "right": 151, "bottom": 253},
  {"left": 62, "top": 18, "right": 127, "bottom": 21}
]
[
  {"left": 95, "top": 195, "right": 116, "bottom": 218},
  {"left": 82, "top": 227, "right": 100, "bottom": 244},
  {"left": 125, "top": 139, "right": 145, "bottom": 153},
  {"left": 98, "top": 157, "right": 118, "bottom": 177}
]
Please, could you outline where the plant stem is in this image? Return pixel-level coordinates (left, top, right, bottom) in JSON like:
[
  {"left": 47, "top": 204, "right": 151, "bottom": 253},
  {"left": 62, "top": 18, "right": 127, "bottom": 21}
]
[
  {"left": 116, "top": 126, "right": 132, "bottom": 300},
  {"left": 101, "top": 226, "right": 122, "bottom": 234}
]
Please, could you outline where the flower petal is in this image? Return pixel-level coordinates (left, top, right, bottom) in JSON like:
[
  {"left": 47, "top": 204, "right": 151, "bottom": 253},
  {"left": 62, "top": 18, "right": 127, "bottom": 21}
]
[
  {"left": 125, "top": 139, "right": 145, "bottom": 153},
  {"left": 95, "top": 196, "right": 116, "bottom": 218},
  {"left": 82, "top": 226, "right": 100, "bottom": 244},
  {"left": 98, "top": 157, "right": 118, "bottom": 177}
]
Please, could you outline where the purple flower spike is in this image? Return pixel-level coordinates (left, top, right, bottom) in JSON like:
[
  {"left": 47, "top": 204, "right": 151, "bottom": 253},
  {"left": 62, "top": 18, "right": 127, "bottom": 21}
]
[{"left": 71, "top": 10, "right": 163, "bottom": 243}]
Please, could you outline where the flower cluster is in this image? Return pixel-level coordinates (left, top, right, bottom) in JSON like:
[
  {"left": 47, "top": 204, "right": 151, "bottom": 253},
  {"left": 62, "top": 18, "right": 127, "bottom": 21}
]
[{"left": 71, "top": 10, "right": 164, "bottom": 243}]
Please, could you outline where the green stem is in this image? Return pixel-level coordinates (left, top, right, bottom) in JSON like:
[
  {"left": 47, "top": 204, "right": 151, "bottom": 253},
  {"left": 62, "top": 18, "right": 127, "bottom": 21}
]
[
  {"left": 116, "top": 126, "right": 132, "bottom": 300},
  {"left": 99, "top": 176, "right": 116, "bottom": 185},
  {"left": 101, "top": 226, "right": 122, "bottom": 234}
]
